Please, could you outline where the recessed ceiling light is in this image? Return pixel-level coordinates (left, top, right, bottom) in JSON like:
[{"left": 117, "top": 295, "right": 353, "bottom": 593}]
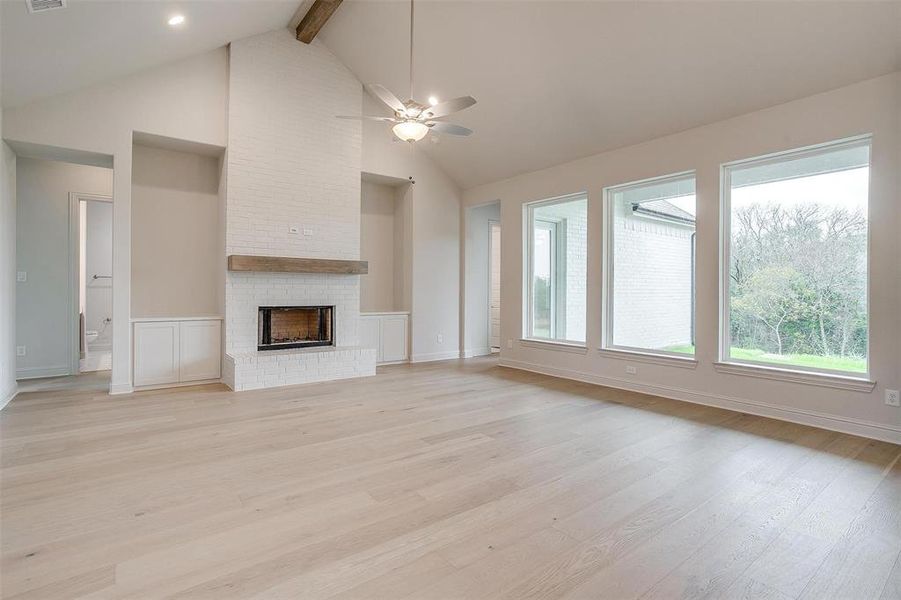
[
  {"left": 168, "top": 14, "right": 185, "bottom": 26},
  {"left": 428, "top": 96, "right": 438, "bottom": 106}
]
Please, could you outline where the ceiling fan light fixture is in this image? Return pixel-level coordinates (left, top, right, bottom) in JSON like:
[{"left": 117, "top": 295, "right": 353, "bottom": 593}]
[{"left": 392, "top": 121, "right": 430, "bottom": 142}]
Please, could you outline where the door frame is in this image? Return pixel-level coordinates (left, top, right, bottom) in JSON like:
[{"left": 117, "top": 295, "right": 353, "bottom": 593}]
[{"left": 68, "top": 192, "right": 114, "bottom": 375}]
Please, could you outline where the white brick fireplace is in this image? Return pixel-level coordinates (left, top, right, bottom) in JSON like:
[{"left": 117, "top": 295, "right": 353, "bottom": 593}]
[{"left": 222, "top": 30, "right": 375, "bottom": 391}]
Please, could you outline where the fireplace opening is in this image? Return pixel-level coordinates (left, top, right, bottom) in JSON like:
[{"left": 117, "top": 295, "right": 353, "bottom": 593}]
[{"left": 258, "top": 306, "right": 334, "bottom": 351}]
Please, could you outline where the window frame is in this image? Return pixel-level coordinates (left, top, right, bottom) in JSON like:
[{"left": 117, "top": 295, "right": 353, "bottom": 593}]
[
  {"left": 718, "top": 135, "right": 873, "bottom": 379},
  {"left": 602, "top": 171, "right": 697, "bottom": 360},
  {"left": 522, "top": 192, "right": 586, "bottom": 345}
]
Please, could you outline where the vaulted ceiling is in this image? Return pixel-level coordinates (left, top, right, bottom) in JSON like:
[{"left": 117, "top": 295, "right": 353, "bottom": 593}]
[
  {"left": 319, "top": 1, "right": 901, "bottom": 188},
  {"left": 1, "top": 1, "right": 899, "bottom": 190},
  {"left": 0, "top": 0, "right": 299, "bottom": 108}
]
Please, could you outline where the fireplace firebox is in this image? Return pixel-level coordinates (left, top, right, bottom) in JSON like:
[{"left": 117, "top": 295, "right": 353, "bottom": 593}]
[{"left": 258, "top": 306, "right": 334, "bottom": 351}]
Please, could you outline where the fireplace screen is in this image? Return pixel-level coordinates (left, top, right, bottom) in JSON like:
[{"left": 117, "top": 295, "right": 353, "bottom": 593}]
[{"left": 258, "top": 306, "right": 334, "bottom": 351}]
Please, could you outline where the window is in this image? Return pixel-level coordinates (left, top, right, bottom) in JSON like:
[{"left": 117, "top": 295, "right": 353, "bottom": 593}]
[
  {"left": 524, "top": 194, "right": 587, "bottom": 343},
  {"left": 604, "top": 173, "right": 696, "bottom": 356},
  {"left": 722, "top": 138, "right": 870, "bottom": 375}
]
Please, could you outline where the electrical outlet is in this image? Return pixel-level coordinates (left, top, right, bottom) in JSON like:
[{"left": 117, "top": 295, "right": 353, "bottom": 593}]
[
  {"left": 288, "top": 226, "right": 299, "bottom": 234},
  {"left": 16, "top": 346, "right": 25, "bottom": 357},
  {"left": 886, "top": 389, "right": 900, "bottom": 407},
  {"left": 16, "top": 271, "right": 26, "bottom": 282},
  {"left": 507, "top": 339, "right": 513, "bottom": 349},
  {"left": 436, "top": 333, "right": 444, "bottom": 344},
  {"left": 625, "top": 365, "right": 637, "bottom": 375}
]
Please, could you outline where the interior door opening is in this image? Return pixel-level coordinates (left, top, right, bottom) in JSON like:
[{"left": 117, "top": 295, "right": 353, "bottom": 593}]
[
  {"left": 489, "top": 220, "right": 501, "bottom": 352},
  {"left": 78, "top": 196, "right": 114, "bottom": 372}
]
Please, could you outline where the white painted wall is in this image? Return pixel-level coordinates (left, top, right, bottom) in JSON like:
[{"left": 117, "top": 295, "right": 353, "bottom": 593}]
[
  {"left": 3, "top": 48, "right": 228, "bottom": 393},
  {"left": 463, "top": 202, "right": 500, "bottom": 356},
  {"left": 361, "top": 94, "right": 462, "bottom": 362},
  {"left": 131, "top": 144, "right": 221, "bottom": 318},
  {"left": 0, "top": 8, "right": 17, "bottom": 406},
  {"left": 14, "top": 157, "right": 112, "bottom": 378},
  {"left": 463, "top": 73, "right": 901, "bottom": 442},
  {"left": 393, "top": 183, "right": 412, "bottom": 313},
  {"left": 360, "top": 180, "right": 397, "bottom": 312},
  {"left": 0, "top": 138, "right": 16, "bottom": 407},
  {"left": 84, "top": 200, "right": 113, "bottom": 349}
]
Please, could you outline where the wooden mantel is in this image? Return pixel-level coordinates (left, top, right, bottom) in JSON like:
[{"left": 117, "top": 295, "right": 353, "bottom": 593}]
[{"left": 227, "top": 255, "right": 368, "bottom": 275}]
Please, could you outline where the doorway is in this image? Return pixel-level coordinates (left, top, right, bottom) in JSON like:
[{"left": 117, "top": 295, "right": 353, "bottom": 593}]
[
  {"left": 489, "top": 220, "right": 501, "bottom": 352},
  {"left": 462, "top": 201, "right": 500, "bottom": 357},
  {"left": 75, "top": 194, "right": 113, "bottom": 372},
  {"left": 13, "top": 153, "right": 113, "bottom": 386}
]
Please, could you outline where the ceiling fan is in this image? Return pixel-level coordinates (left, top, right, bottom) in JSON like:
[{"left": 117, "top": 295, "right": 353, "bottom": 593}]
[{"left": 337, "top": 0, "right": 476, "bottom": 143}]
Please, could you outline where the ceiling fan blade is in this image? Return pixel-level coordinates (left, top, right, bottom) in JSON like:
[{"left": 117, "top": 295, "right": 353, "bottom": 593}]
[
  {"left": 423, "top": 96, "right": 477, "bottom": 119},
  {"left": 366, "top": 84, "right": 407, "bottom": 113},
  {"left": 336, "top": 115, "right": 398, "bottom": 122},
  {"left": 428, "top": 122, "right": 473, "bottom": 136}
]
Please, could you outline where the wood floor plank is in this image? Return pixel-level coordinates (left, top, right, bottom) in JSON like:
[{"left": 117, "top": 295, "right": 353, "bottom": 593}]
[{"left": 0, "top": 357, "right": 897, "bottom": 599}]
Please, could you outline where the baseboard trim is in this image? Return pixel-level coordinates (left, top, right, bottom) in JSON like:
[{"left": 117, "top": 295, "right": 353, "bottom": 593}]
[
  {"left": 461, "top": 347, "right": 492, "bottom": 359},
  {"left": 499, "top": 358, "right": 901, "bottom": 444},
  {"left": 15, "top": 366, "right": 71, "bottom": 380},
  {"left": 411, "top": 351, "right": 462, "bottom": 363},
  {"left": 133, "top": 379, "right": 223, "bottom": 393},
  {"left": 0, "top": 382, "right": 18, "bottom": 411},
  {"left": 109, "top": 382, "right": 134, "bottom": 395}
]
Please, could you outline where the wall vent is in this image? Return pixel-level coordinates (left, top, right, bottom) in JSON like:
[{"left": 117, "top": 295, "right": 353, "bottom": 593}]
[{"left": 26, "top": 0, "right": 66, "bottom": 13}]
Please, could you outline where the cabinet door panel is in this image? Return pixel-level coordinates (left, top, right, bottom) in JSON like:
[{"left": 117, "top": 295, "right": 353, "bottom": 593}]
[
  {"left": 179, "top": 321, "right": 221, "bottom": 382},
  {"left": 381, "top": 316, "right": 408, "bottom": 363},
  {"left": 134, "top": 322, "right": 180, "bottom": 386},
  {"left": 359, "top": 317, "right": 382, "bottom": 362}
]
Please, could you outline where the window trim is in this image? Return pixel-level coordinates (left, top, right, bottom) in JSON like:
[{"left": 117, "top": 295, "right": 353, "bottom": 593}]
[
  {"left": 718, "top": 135, "right": 873, "bottom": 380},
  {"left": 523, "top": 192, "right": 587, "bottom": 344},
  {"left": 601, "top": 170, "right": 697, "bottom": 360}
]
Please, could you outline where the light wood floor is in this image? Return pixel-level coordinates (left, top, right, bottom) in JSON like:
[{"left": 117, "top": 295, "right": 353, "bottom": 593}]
[{"left": 1, "top": 357, "right": 899, "bottom": 599}]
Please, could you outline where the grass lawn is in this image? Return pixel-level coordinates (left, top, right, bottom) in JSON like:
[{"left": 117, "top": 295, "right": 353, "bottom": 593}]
[{"left": 663, "top": 345, "right": 866, "bottom": 373}]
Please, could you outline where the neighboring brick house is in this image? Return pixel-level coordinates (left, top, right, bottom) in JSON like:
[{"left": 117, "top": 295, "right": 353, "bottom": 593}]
[{"left": 612, "top": 197, "right": 695, "bottom": 351}]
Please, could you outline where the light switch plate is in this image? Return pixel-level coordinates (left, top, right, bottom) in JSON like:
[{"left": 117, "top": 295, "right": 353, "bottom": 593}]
[
  {"left": 16, "top": 346, "right": 25, "bottom": 357},
  {"left": 16, "top": 271, "right": 26, "bottom": 282},
  {"left": 288, "top": 226, "right": 299, "bottom": 234}
]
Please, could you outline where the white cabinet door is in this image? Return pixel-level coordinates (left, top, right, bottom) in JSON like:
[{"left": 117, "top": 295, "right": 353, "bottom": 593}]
[
  {"left": 179, "top": 320, "right": 221, "bottom": 382},
  {"left": 133, "top": 322, "right": 180, "bottom": 386},
  {"left": 359, "top": 316, "right": 382, "bottom": 362},
  {"left": 381, "top": 316, "right": 408, "bottom": 363}
]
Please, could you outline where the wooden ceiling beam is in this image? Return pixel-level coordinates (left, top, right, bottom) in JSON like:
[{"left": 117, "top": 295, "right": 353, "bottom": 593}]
[{"left": 295, "top": 0, "right": 343, "bottom": 44}]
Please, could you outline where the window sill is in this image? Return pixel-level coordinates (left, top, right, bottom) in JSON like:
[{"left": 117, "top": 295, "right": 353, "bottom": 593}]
[
  {"left": 598, "top": 348, "right": 698, "bottom": 369},
  {"left": 713, "top": 361, "right": 875, "bottom": 393},
  {"left": 519, "top": 338, "right": 588, "bottom": 354}
]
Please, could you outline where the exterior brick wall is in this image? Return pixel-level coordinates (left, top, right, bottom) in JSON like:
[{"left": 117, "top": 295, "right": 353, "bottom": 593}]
[
  {"left": 561, "top": 201, "right": 588, "bottom": 342},
  {"left": 612, "top": 201, "right": 694, "bottom": 350}
]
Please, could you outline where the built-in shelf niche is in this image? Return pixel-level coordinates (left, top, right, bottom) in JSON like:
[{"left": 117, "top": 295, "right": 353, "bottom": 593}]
[
  {"left": 360, "top": 173, "right": 411, "bottom": 313},
  {"left": 131, "top": 132, "right": 225, "bottom": 319}
]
